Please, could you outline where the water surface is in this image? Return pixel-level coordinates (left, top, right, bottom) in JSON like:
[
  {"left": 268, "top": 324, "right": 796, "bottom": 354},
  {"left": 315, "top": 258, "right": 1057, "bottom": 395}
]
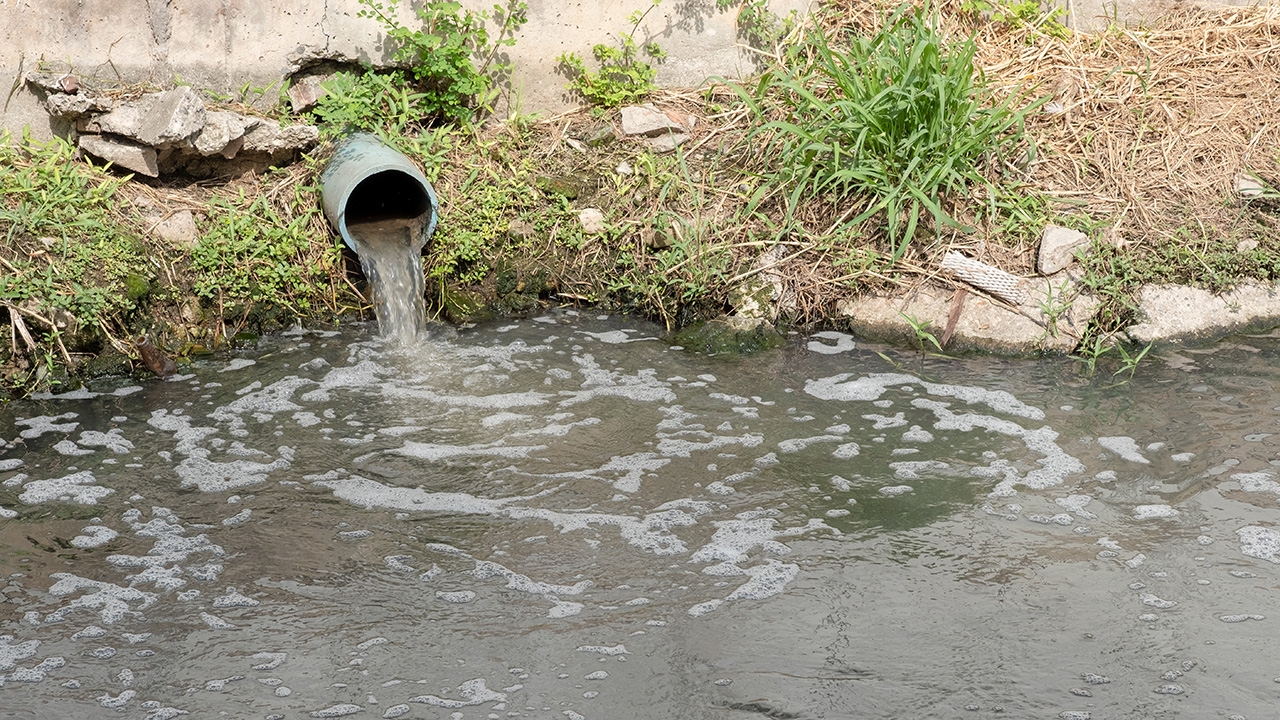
[{"left": 3, "top": 316, "right": 1280, "bottom": 719}]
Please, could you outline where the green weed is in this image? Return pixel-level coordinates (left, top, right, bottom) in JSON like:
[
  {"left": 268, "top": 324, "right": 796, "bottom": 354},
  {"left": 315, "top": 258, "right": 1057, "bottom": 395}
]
[
  {"left": 557, "top": 1, "right": 667, "bottom": 107},
  {"left": 355, "top": 0, "right": 528, "bottom": 124},
  {"left": 900, "top": 311, "right": 943, "bottom": 352},
  {"left": 738, "top": 3, "right": 1042, "bottom": 259}
]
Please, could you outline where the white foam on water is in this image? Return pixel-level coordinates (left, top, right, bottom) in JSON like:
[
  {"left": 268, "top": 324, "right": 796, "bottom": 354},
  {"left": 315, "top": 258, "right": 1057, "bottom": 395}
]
[
  {"left": 805, "top": 373, "right": 1044, "bottom": 419},
  {"left": 176, "top": 453, "right": 291, "bottom": 493},
  {"left": 200, "top": 612, "right": 234, "bottom": 629},
  {"left": 220, "top": 358, "right": 256, "bottom": 373},
  {"left": 71, "top": 525, "right": 119, "bottom": 548},
  {"left": 408, "top": 678, "right": 506, "bottom": 708},
  {"left": 79, "top": 429, "right": 134, "bottom": 454},
  {"left": 1220, "top": 614, "right": 1265, "bottom": 622},
  {"left": 688, "top": 598, "right": 724, "bottom": 616},
  {"left": 52, "top": 440, "right": 94, "bottom": 456},
  {"left": 46, "top": 574, "right": 157, "bottom": 624},
  {"left": 221, "top": 509, "right": 251, "bottom": 526},
  {"left": 15, "top": 413, "right": 79, "bottom": 438},
  {"left": 7, "top": 656, "right": 65, "bottom": 683},
  {"left": 436, "top": 591, "right": 476, "bottom": 603},
  {"left": 1237, "top": 526, "right": 1280, "bottom": 563},
  {"left": 889, "top": 460, "right": 948, "bottom": 480},
  {"left": 691, "top": 515, "right": 834, "bottom": 565},
  {"left": 1097, "top": 436, "right": 1150, "bottom": 464},
  {"left": 576, "top": 644, "right": 629, "bottom": 655},
  {"left": 777, "top": 435, "right": 844, "bottom": 453},
  {"left": 902, "top": 425, "right": 934, "bottom": 443},
  {"left": 549, "top": 601, "right": 584, "bottom": 618},
  {"left": 1140, "top": 593, "right": 1177, "bottom": 609},
  {"left": 0, "top": 637, "right": 40, "bottom": 671},
  {"left": 473, "top": 559, "right": 592, "bottom": 596},
  {"left": 19, "top": 470, "right": 113, "bottom": 505},
  {"left": 725, "top": 559, "right": 800, "bottom": 601},
  {"left": 829, "top": 442, "right": 860, "bottom": 460},
  {"left": 251, "top": 652, "right": 286, "bottom": 670},
  {"left": 212, "top": 588, "right": 259, "bottom": 608},
  {"left": 1133, "top": 505, "right": 1178, "bottom": 519},
  {"left": 879, "top": 485, "right": 913, "bottom": 496},
  {"left": 582, "top": 330, "right": 654, "bottom": 344},
  {"left": 1171, "top": 452, "right": 1195, "bottom": 462},
  {"left": 806, "top": 331, "right": 856, "bottom": 355},
  {"left": 864, "top": 412, "right": 907, "bottom": 429},
  {"left": 481, "top": 411, "right": 531, "bottom": 427},
  {"left": 387, "top": 441, "right": 547, "bottom": 462},
  {"left": 1233, "top": 471, "right": 1280, "bottom": 494},
  {"left": 309, "top": 703, "right": 364, "bottom": 717},
  {"left": 0, "top": 458, "right": 22, "bottom": 471}
]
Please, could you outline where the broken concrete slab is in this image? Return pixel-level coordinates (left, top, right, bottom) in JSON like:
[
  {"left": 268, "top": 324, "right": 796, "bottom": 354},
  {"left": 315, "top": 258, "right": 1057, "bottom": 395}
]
[
  {"left": 194, "top": 111, "right": 256, "bottom": 157},
  {"left": 838, "top": 275, "right": 1098, "bottom": 354},
  {"left": 78, "top": 134, "right": 159, "bottom": 177},
  {"left": 620, "top": 104, "right": 689, "bottom": 137},
  {"left": 1038, "top": 225, "right": 1090, "bottom": 275},
  {"left": 92, "top": 86, "right": 207, "bottom": 147},
  {"left": 44, "top": 93, "right": 113, "bottom": 118},
  {"left": 1126, "top": 282, "right": 1280, "bottom": 343},
  {"left": 240, "top": 119, "right": 319, "bottom": 155}
]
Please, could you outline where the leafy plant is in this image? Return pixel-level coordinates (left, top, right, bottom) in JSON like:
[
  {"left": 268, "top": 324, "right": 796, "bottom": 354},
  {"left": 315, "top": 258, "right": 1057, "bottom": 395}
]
[
  {"left": 557, "top": 1, "right": 667, "bottom": 107},
  {"left": 311, "top": 69, "right": 433, "bottom": 137},
  {"left": 900, "top": 311, "right": 943, "bottom": 352},
  {"left": 738, "top": 4, "right": 1041, "bottom": 259},
  {"left": 356, "top": 0, "right": 528, "bottom": 124},
  {"left": 1037, "top": 280, "right": 1075, "bottom": 338}
]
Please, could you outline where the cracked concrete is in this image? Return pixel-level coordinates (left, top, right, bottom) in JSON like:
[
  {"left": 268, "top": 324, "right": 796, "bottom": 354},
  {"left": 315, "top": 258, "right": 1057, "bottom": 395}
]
[{"left": 0, "top": 0, "right": 807, "bottom": 139}]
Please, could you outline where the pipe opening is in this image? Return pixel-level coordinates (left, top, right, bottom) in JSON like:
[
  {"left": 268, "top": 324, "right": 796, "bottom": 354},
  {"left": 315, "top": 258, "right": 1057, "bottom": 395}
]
[{"left": 345, "top": 169, "right": 432, "bottom": 227}]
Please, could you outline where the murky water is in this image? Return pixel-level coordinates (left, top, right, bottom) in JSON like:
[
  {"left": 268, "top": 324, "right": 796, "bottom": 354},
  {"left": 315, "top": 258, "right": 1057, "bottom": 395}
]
[{"left": 4, "top": 316, "right": 1280, "bottom": 720}]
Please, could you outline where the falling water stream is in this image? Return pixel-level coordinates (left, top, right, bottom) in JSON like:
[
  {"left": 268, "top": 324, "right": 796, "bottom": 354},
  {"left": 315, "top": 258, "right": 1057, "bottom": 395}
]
[{"left": 5, "top": 316, "right": 1280, "bottom": 719}]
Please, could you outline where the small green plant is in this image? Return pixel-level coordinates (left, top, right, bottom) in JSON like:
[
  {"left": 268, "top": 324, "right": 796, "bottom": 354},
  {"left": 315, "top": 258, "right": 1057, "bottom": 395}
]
[
  {"left": 311, "top": 70, "right": 433, "bottom": 136},
  {"left": 900, "top": 312, "right": 943, "bottom": 352},
  {"left": 1114, "top": 341, "right": 1151, "bottom": 379},
  {"left": 716, "top": 0, "right": 800, "bottom": 63},
  {"left": 1038, "top": 280, "right": 1075, "bottom": 337},
  {"left": 356, "top": 0, "right": 528, "bottom": 124},
  {"left": 557, "top": 1, "right": 667, "bottom": 107},
  {"left": 738, "top": 4, "right": 1042, "bottom": 259}
]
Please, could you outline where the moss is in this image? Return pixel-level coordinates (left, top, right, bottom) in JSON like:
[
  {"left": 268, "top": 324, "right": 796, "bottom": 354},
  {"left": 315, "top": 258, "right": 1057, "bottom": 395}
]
[{"left": 670, "top": 316, "right": 785, "bottom": 356}]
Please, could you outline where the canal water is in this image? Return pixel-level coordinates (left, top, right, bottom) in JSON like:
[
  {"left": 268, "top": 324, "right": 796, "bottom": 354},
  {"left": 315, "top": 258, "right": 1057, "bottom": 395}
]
[{"left": 2, "top": 314, "right": 1280, "bottom": 720}]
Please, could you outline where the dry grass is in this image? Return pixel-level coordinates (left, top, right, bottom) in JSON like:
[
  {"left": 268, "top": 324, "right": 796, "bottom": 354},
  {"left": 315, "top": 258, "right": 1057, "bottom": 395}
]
[{"left": 974, "top": 3, "right": 1280, "bottom": 247}]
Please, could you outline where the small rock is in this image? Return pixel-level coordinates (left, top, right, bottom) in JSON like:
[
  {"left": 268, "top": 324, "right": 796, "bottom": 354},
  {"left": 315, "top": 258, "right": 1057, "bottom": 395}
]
[
  {"left": 240, "top": 119, "right": 319, "bottom": 155},
  {"left": 646, "top": 132, "right": 688, "bottom": 153},
  {"left": 564, "top": 137, "right": 587, "bottom": 153},
  {"left": 287, "top": 76, "right": 327, "bottom": 113},
  {"left": 1238, "top": 239, "right": 1259, "bottom": 253},
  {"left": 506, "top": 219, "right": 536, "bottom": 241},
  {"left": 78, "top": 134, "right": 159, "bottom": 177},
  {"left": 194, "top": 111, "right": 255, "bottom": 158},
  {"left": 1236, "top": 173, "right": 1266, "bottom": 198},
  {"left": 578, "top": 208, "right": 606, "bottom": 235},
  {"left": 151, "top": 210, "right": 199, "bottom": 250},
  {"left": 620, "top": 104, "right": 687, "bottom": 137},
  {"left": 25, "top": 71, "right": 73, "bottom": 93},
  {"left": 1038, "top": 225, "right": 1089, "bottom": 275},
  {"left": 583, "top": 125, "right": 616, "bottom": 147},
  {"left": 44, "top": 93, "right": 111, "bottom": 118},
  {"left": 615, "top": 161, "right": 632, "bottom": 176}
]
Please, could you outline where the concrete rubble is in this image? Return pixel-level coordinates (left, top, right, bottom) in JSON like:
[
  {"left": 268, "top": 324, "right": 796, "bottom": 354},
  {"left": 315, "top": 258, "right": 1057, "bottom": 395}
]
[
  {"left": 619, "top": 104, "right": 694, "bottom": 152},
  {"left": 1125, "top": 283, "right": 1280, "bottom": 343},
  {"left": 1038, "top": 225, "right": 1090, "bottom": 275},
  {"left": 31, "top": 73, "right": 318, "bottom": 177}
]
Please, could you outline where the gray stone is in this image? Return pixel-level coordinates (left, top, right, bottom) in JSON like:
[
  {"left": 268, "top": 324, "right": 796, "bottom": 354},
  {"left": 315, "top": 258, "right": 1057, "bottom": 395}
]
[
  {"left": 136, "top": 86, "right": 206, "bottom": 146},
  {"left": 92, "top": 86, "right": 206, "bottom": 147},
  {"left": 240, "top": 119, "right": 319, "bottom": 155},
  {"left": 838, "top": 275, "right": 1098, "bottom": 354},
  {"left": 194, "top": 111, "right": 256, "bottom": 157},
  {"left": 1126, "top": 282, "right": 1280, "bottom": 343},
  {"left": 24, "top": 71, "right": 72, "bottom": 93},
  {"left": 78, "top": 134, "right": 159, "bottom": 177},
  {"left": 620, "top": 104, "right": 688, "bottom": 137},
  {"left": 578, "top": 208, "right": 606, "bottom": 235},
  {"left": 150, "top": 210, "right": 199, "bottom": 250},
  {"left": 287, "top": 76, "right": 326, "bottom": 113},
  {"left": 44, "top": 93, "right": 112, "bottom": 118},
  {"left": 1236, "top": 173, "right": 1266, "bottom": 198},
  {"left": 1038, "top": 225, "right": 1090, "bottom": 275},
  {"left": 646, "top": 132, "right": 689, "bottom": 153}
]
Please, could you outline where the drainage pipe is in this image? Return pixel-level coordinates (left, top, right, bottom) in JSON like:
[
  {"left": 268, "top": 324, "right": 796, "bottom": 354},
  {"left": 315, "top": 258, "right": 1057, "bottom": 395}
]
[{"left": 319, "top": 132, "right": 439, "bottom": 252}]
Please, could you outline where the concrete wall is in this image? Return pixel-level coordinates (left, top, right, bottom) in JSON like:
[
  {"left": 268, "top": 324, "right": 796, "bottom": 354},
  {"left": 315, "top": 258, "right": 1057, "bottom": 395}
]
[{"left": 0, "top": 0, "right": 806, "bottom": 139}]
